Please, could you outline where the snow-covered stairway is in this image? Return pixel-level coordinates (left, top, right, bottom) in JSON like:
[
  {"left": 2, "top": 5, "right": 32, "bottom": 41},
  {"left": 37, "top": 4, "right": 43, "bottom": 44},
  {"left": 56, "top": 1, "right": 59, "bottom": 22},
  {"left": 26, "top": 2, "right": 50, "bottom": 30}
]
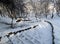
[{"left": 0, "top": 21, "right": 52, "bottom": 44}]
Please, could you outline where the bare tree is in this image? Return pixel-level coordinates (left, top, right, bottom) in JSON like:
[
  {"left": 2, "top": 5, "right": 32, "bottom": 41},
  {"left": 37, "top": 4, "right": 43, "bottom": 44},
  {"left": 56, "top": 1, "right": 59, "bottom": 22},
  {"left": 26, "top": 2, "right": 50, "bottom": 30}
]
[
  {"left": 0, "top": 0, "right": 26, "bottom": 28},
  {"left": 56, "top": 0, "right": 60, "bottom": 17}
]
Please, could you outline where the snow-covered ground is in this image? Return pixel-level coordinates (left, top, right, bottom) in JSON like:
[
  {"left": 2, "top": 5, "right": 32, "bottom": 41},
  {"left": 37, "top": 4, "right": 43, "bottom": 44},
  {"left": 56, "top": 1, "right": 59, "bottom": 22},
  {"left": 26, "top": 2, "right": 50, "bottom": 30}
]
[{"left": 0, "top": 16, "right": 60, "bottom": 44}]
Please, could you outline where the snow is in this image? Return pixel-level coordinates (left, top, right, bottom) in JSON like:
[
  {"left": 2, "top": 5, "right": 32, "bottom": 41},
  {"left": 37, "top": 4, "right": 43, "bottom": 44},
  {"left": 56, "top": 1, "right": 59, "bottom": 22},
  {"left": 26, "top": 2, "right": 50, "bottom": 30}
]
[
  {"left": 5, "top": 21, "right": 52, "bottom": 44},
  {"left": 45, "top": 17, "right": 60, "bottom": 44},
  {"left": 0, "top": 15, "right": 60, "bottom": 44}
]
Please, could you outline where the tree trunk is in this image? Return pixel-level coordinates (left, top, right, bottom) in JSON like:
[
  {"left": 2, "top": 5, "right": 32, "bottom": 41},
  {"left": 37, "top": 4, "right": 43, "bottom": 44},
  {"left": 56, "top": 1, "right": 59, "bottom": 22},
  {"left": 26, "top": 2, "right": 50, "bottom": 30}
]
[
  {"left": 11, "top": 18, "right": 14, "bottom": 28},
  {"left": 51, "top": 13, "right": 54, "bottom": 19}
]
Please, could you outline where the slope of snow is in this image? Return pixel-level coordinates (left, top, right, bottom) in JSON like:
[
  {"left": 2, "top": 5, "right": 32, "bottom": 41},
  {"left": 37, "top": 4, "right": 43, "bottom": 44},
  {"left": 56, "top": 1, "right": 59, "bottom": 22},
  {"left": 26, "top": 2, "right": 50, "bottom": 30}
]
[
  {"left": 0, "top": 16, "right": 60, "bottom": 44},
  {"left": 0, "top": 19, "right": 52, "bottom": 44}
]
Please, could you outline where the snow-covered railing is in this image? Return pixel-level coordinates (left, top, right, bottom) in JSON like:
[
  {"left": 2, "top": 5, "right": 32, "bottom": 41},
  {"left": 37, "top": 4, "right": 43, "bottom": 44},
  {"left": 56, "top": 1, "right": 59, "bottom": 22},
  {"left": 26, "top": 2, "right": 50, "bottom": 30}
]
[{"left": 44, "top": 20, "right": 55, "bottom": 44}]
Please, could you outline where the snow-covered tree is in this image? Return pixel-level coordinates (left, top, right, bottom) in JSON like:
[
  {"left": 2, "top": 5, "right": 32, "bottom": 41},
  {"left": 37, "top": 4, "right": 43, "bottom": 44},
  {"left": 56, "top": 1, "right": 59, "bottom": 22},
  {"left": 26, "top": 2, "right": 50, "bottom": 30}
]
[{"left": 0, "top": 0, "right": 26, "bottom": 28}]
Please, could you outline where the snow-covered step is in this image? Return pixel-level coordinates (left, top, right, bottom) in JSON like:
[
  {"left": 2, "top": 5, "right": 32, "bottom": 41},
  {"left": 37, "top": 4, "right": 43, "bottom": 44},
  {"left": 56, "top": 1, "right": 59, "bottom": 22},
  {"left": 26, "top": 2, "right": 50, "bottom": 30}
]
[
  {"left": 24, "top": 30, "right": 41, "bottom": 40},
  {"left": 17, "top": 32, "right": 40, "bottom": 44},
  {"left": 22, "top": 33, "right": 41, "bottom": 44},
  {"left": 17, "top": 34, "right": 34, "bottom": 44},
  {"left": 9, "top": 36, "right": 24, "bottom": 44}
]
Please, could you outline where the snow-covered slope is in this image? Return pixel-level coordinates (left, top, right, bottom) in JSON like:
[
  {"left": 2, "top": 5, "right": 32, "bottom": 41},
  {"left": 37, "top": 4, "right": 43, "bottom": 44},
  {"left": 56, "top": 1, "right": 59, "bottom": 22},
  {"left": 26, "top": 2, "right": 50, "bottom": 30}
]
[
  {"left": 0, "top": 21, "right": 52, "bottom": 44},
  {"left": 0, "top": 16, "right": 60, "bottom": 44}
]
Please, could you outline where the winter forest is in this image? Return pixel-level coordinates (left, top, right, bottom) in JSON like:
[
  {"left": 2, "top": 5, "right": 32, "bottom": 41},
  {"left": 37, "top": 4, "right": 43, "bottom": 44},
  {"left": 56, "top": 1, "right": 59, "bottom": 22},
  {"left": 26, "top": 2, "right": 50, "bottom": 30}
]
[{"left": 0, "top": 0, "right": 60, "bottom": 44}]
